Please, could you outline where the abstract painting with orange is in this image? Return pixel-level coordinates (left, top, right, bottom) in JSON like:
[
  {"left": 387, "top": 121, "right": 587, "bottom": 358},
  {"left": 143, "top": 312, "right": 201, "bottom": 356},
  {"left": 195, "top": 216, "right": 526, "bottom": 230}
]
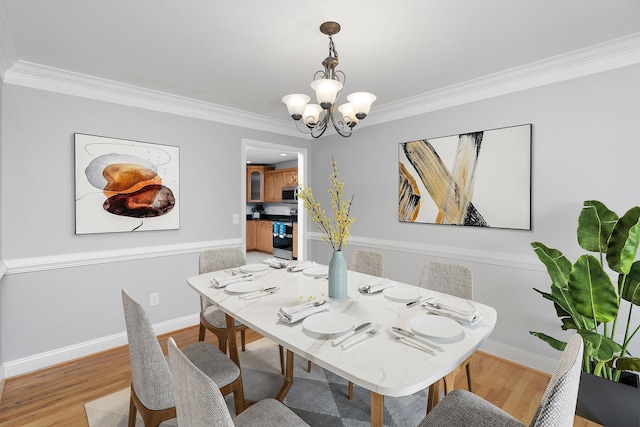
[
  {"left": 75, "top": 134, "right": 179, "bottom": 234},
  {"left": 398, "top": 124, "right": 531, "bottom": 230}
]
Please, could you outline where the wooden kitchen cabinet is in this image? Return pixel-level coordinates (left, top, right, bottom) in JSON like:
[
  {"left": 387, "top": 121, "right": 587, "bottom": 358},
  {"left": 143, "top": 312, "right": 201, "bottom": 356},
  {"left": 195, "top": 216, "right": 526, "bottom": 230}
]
[
  {"left": 257, "top": 220, "right": 274, "bottom": 253},
  {"left": 293, "top": 222, "right": 298, "bottom": 259},
  {"left": 246, "top": 220, "right": 257, "bottom": 250},
  {"left": 264, "top": 167, "right": 298, "bottom": 202},
  {"left": 246, "top": 166, "right": 273, "bottom": 202},
  {"left": 264, "top": 170, "right": 284, "bottom": 202}
]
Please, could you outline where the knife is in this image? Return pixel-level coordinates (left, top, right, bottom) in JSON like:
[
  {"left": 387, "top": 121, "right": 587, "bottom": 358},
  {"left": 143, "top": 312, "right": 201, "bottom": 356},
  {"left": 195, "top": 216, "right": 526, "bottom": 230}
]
[
  {"left": 331, "top": 322, "right": 372, "bottom": 346},
  {"left": 406, "top": 297, "right": 425, "bottom": 308},
  {"left": 341, "top": 325, "right": 380, "bottom": 350},
  {"left": 391, "top": 327, "right": 443, "bottom": 351}
]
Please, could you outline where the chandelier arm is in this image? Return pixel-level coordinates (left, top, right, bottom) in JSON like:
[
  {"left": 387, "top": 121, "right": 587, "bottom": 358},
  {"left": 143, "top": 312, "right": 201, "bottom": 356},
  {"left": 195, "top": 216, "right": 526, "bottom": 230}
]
[{"left": 328, "top": 106, "right": 360, "bottom": 137}]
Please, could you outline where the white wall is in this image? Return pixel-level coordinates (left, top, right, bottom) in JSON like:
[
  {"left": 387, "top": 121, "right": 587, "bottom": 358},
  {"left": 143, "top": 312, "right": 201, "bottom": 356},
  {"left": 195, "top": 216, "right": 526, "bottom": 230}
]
[{"left": 304, "top": 63, "right": 640, "bottom": 371}]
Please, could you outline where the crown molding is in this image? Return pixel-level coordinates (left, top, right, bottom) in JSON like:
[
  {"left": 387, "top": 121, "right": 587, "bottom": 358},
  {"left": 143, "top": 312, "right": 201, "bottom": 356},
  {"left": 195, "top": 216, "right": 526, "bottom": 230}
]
[
  {"left": 368, "top": 32, "right": 640, "bottom": 126},
  {"left": 0, "top": 0, "right": 15, "bottom": 79},
  {"left": 2, "top": 33, "right": 639, "bottom": 131},
  {"left": 3, "top": 60, "right": 302, "bottom": 137}
]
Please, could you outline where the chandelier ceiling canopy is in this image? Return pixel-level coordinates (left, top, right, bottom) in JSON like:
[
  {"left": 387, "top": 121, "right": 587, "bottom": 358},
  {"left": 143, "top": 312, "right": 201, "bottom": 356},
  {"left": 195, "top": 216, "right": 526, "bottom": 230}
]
[{"left": 282, "top": 22, "right": 376, "bottom": 138}]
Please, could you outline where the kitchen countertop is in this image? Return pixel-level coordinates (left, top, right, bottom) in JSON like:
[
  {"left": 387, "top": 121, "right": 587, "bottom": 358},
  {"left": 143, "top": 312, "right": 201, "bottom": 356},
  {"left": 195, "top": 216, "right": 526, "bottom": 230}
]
[{"left": 246, "top": 214, "right": 297, "bottom": 222}]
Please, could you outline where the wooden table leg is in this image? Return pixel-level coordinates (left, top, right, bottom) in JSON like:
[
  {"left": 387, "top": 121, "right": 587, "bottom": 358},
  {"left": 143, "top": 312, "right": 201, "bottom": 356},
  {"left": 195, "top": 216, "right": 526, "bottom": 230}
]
[
  {"left": 370, "top": 391, "right": 384, "bottom": 427},
  {"left": 275, "top": 349, "right": 295, "bottom": 401},
  {"left": 225, "top": 314, "right": 240, "bottom": 368}
]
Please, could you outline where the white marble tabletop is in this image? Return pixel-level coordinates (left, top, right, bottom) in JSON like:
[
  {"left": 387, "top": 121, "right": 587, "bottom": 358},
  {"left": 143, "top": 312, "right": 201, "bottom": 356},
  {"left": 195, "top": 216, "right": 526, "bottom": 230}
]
[{"left": 187, "top": 264, "right": 497, "bottom": 399}]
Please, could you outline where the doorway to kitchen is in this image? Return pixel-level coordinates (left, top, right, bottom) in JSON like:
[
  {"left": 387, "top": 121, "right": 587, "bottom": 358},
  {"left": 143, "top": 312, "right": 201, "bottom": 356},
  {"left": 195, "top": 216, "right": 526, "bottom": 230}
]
[{"left": 241, "top": 138, "right": 307, "bottom": 262}]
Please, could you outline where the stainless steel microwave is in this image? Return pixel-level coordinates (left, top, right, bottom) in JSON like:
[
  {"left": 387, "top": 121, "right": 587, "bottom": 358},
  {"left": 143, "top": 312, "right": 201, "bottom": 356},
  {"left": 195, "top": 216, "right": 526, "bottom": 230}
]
[{"left": 281, "top": 186, "right": 298, "bottom": 203}]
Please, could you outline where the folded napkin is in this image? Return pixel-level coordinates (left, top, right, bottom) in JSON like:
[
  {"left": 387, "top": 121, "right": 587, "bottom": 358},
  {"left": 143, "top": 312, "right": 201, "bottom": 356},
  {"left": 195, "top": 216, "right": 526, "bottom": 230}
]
[
  {"left": 423, "top": 304, "right": 481, "bottom": 326},
  {"left": 277, "top": 302, "right": 330, "bottom": 323},
  {"left": 261, "top": 258, "right": 289, "bottom": 269},
  {"left": 358, "top": 278, "right": 395, "bottom": 294},
  {"left": 210, "top": 274, "right": 253, "bottom": 288},
  {"left": 287, "top": 261, "right": 316, "bottom": 272}
]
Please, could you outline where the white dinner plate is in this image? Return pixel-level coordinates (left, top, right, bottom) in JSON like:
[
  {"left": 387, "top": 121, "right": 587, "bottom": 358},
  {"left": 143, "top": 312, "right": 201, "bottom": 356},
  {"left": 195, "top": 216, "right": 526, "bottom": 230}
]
[
  {"left": 239, "top": 263, "right": 269, "bottom": 273},
  {"left": 302, "top": 312, "right": 353, "bottom": 335},
  {"left": 303, "top": 266, "right": 329, "bottom": 277},
  {"left": 383, "top": 286, "right": 421, "bottom": 302},
  {"left": 225, "top": 281, "right": 264, "bottom": 293},
  {"left": 410, "top": 314, "right": 463, "bottom": 339}
]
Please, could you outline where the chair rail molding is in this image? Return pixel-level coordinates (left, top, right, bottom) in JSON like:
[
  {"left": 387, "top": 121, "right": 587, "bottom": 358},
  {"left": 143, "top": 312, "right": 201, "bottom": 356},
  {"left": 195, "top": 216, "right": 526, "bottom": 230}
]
[{"left": 2, "top": 238, "right": 243, "bottom": 274}]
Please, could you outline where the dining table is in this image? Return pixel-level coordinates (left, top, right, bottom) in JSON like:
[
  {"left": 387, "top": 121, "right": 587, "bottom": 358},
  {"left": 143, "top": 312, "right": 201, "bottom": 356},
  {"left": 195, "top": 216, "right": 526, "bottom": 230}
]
[{"left": 187, "top": 261, "right": 497, "bottom": 427}]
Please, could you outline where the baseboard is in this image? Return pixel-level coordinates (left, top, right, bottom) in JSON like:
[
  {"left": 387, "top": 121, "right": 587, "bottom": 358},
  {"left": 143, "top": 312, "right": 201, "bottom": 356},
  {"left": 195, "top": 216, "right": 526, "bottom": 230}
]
[
  {"left": 479, "top": 338, "right": 558, "bottom": 374},
  {"left": 1, "top": 314, "right": 199, "bottom": 379}
]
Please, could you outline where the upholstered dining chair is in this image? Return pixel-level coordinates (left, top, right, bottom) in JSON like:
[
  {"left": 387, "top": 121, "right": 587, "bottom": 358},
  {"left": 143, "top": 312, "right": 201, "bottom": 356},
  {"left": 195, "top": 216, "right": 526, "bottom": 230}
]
[
  {"left": 346, "top": 248, "right": 385, "bottom": 399},
  {"left": 167, "top": 337, "right": 310, "bottom": 427},
  {"left": 349, "top": 249, "right": 385, "bottom": 277},
  {"left": 419, "top": 334, "right": 584, "bottom": 426},
  {"left": 122, "top": 289, "right": 245, "bottom": 427},
  {"left": 419, "top": 261, "right": 473, "bottom": 411},
  {"left": 200, "top": 248, "right": 287, "bottom": 375},
  {"left": 199, "top": 248, "right": 248, "bottom": 353}
]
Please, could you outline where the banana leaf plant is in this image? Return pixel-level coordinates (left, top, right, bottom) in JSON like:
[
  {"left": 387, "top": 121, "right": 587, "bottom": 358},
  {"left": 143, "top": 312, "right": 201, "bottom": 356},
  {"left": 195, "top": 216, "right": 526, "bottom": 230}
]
[{"left": 530, "top": 200, "right": 640, "bottom": 381}]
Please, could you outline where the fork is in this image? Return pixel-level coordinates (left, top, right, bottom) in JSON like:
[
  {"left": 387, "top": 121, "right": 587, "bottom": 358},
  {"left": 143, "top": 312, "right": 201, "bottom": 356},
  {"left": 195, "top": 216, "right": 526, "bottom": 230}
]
[
  {"left": 341, "top": 325, "right": 380, "bottom": 350},
  {"left": 422, "top": 298, "right": 471, "bottom": 315}
]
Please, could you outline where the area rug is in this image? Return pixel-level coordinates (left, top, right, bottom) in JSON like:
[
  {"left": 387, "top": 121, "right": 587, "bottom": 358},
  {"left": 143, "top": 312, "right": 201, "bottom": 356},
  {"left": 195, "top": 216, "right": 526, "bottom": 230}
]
[{"left": 85, "top": 338, "right": 429, "bottom": 426}]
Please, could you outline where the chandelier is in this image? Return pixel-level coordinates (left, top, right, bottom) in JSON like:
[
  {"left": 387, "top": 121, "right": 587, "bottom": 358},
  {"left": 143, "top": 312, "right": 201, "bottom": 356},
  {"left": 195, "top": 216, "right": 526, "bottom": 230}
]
[{"left": 282, "top": 22, "right": 376, "bottom": 138}]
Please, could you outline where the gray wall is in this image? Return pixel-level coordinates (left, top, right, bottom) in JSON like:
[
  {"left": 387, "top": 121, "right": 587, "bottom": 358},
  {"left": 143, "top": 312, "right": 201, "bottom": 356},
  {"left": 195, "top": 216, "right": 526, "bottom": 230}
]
[
  {"left": 0, "top": 84, "right": 307, "bottom": 368},
  {"left": 304, "top": 63, "right": 640, "bottom": 369},
  {"left": 1, "top": 62, "right": 639, "bottom": 377}
]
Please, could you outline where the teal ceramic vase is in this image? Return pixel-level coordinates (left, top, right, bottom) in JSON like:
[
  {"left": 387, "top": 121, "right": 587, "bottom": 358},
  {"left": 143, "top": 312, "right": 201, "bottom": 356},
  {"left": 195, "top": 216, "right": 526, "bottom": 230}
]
[{"left": 328, "top": 250, "right": 348, "bottom": 299}]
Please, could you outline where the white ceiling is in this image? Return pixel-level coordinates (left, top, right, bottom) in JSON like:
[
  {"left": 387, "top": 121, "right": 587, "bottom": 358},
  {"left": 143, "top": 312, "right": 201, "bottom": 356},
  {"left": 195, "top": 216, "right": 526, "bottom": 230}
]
[{"left": 2, "top": 0, "right": 640, "bottom": 164}]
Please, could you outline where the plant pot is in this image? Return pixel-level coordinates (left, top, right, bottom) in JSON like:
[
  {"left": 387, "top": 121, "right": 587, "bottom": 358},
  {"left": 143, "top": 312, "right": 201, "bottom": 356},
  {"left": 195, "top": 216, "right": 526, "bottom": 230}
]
[{"left": 576, "top": 371, "right": 640, "bottom": 427}]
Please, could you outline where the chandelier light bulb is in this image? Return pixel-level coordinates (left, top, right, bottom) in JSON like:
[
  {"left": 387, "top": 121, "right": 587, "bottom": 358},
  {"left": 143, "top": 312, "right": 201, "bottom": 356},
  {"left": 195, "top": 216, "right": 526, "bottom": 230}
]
[
  {"left": 282, "top": 94, "right": 311, "bottom": 120},
  {"left": 347, "top": 92, "right": 377, "bottom": 119},
  {"left": 311, "top": 79, "right": 343, "bottom": 109},
  {"left": 303, "top": 104, "right": 323, "bottom": 126},
  {"left": 337, "top": 103, "right": 358, "bottom": 126}
]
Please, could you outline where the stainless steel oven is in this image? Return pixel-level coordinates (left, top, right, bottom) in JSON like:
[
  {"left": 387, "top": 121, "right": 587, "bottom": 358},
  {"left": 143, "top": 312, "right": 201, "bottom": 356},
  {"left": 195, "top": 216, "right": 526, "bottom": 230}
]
[{"left": 272, "top": 221, "right": 294, "bottom": 260}]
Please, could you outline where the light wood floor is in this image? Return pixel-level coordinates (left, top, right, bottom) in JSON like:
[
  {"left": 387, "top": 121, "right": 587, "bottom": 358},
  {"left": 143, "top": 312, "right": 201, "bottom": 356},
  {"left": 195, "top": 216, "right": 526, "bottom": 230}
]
[{"left": 0, "top": 325, "right": 600, "bottom": 427}]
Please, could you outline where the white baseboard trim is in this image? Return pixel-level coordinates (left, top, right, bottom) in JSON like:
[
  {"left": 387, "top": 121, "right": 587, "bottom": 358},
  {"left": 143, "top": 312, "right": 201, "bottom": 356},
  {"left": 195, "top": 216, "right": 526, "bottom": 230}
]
[
  {"left": 1, "top": 314, "right": 199, "bottom": 379},
  {"left": 479, "top": 338, "right": 558, "bottom": 374}
]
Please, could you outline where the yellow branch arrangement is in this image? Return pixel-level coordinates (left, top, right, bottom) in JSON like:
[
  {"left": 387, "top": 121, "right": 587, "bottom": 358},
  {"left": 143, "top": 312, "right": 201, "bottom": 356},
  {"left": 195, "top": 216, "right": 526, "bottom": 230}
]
[{"left": 297, "top": 159, "right": 355, "bottom": 251}]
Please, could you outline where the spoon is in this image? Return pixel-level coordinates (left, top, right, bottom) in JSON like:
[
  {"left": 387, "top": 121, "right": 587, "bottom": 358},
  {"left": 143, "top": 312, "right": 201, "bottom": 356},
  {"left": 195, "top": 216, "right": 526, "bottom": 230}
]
[{"left": 289, "top": 299, "right": 326, "bottom": 313}]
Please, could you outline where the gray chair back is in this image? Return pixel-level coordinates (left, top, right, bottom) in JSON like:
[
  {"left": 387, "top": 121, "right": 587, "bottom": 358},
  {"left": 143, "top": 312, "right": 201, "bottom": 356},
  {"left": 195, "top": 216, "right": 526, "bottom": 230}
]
[
  {"left": 199, "top": 247, "right": 247, "bottom": 311},
  {"left": 349, "top": 249, "right": 384, "bottom": 277},
  {"left": 121, "top": 289, "right": 174, "bottom": 410},
  {"left": 167, "top": 337, "right": 235, "bottom": 427},
  {"left": 419, "top": 261, "right": 472, "bottom": 299},
  {"left": 199, "top": 247, "right": 247, "bottom": 274},
  {"left": 529, "top": 334, "right": 584, "bottom": 427}
]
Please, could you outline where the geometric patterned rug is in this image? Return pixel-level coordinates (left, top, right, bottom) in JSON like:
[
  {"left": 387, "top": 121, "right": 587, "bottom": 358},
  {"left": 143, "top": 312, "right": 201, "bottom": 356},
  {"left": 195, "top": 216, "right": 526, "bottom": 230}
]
[{"left": 85, "top": 338, "right": 429, "bottom": 426}]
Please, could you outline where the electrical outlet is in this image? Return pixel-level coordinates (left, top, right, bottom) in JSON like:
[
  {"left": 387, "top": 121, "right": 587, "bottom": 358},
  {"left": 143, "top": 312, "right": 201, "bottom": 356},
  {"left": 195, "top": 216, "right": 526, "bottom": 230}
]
[
  {"left": 150, "top": 292, "right": 160, "bottom": 306},
  {"left": 232, "top": 213, "right": 240, "bottom": 224}
]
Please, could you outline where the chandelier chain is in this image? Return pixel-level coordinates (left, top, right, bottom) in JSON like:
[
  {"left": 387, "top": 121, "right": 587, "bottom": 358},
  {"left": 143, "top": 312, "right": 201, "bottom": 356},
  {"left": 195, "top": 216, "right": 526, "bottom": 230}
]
[{"left": 328, "top": 35, "right": 339, "bottom": 62}]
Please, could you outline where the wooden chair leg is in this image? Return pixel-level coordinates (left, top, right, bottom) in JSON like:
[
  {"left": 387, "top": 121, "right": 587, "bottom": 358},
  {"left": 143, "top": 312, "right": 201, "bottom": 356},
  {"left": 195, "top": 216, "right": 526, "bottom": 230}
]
[
  {"left": 198, "top": 323, "right": 206, "bottom": 341},
  {"left": 307, "top": 360, "right": 312, "bottom": 373},
  {"left": 128, "top": 394, "right": 137, "bottom": 427},
  {"left": 279, "top": 345, "right": 285, "bottom": 375},
  {"left": 465, "top": 359, "right": 473, "bottom": 391},
  {"left": 240, "top": 329, "right": 246, "bottom": 352},
  {"left": 348, "top": 381, "right": 354, "bottom": 400},
  {"left": 427, "top": 380, "right": 442, "bottom": 413}
]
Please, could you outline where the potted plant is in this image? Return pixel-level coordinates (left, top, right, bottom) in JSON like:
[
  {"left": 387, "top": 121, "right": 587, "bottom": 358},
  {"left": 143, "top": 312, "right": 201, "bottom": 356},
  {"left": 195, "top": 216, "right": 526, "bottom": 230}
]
[
  {"left": 251, "top": 204, "right": 264, "bottom": 219},
  {"left": 530, "top": 200, "right": 640, "bottom": 427}
]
